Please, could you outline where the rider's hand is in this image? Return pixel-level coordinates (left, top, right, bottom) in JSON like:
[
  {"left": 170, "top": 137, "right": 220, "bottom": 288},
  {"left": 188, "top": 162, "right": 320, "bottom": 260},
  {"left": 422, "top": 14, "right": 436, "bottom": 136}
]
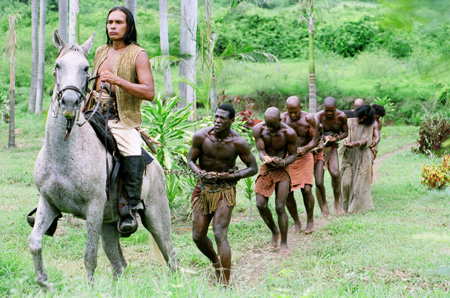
[{"left": 99, "top": 70, "right": 120, "bottom": 85}]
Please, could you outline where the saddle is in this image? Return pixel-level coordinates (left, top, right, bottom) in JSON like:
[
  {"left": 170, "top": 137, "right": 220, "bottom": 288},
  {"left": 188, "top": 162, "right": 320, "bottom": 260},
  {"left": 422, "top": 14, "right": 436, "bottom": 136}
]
[{"left": 26, "top": 110, "right": 153, "bottom": 237}]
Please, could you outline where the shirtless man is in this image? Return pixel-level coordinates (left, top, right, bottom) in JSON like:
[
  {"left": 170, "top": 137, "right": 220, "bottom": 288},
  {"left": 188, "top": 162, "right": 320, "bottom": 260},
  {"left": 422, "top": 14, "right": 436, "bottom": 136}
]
[
  {"left": 188, "top": 103, "right": 258, "bottom": 284},
  {"left": 315, "top": 97, "right": 348, "bottom": 216},
  {"left": 253, "top": 107, "right": 297, "bottom": 254},
  {"left": 369, "top": 104, "right": 386, "bottom": 182},
  {"left": 281, "top": 96, "right": 317, "bottom": 234},
  {"left": 90, "top": 7, "right": 154, "bottom": 234}
]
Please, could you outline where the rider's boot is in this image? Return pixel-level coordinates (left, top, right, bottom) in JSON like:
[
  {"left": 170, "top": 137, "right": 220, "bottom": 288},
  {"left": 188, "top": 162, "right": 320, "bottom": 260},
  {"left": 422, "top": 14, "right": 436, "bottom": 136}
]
[{"left": 118, "top": 155, "right": 145, "bottom": 236}]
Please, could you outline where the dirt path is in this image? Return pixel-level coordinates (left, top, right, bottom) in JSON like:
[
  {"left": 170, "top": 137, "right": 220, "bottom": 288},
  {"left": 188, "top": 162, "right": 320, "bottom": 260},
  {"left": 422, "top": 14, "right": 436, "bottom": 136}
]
[{"left": 232, "top": 142, "right": 417, "bottom": 287}]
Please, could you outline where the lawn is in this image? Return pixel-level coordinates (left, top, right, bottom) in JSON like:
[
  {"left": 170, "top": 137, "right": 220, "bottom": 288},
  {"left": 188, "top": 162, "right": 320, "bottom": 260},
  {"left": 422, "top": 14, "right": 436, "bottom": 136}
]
[{"left": 1, "top": 118, "right": 449, "bottom": 297}]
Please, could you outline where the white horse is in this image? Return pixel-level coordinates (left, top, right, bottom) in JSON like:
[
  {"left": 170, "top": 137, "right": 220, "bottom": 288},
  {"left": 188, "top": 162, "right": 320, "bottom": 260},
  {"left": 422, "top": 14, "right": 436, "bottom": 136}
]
[{"left": 28, "top": 30, "right": 179, "bottom": 288}]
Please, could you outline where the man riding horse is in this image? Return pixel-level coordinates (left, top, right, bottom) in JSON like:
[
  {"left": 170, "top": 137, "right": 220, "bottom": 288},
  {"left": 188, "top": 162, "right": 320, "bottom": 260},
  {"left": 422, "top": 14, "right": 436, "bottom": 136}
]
[{"left": 87, "top": 6, "right": 154, "bottom": 234}]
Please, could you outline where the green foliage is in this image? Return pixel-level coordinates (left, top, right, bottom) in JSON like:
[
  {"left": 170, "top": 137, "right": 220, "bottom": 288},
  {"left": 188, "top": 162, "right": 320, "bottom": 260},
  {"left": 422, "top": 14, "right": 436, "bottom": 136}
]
[
  {"left": 373, "top": 95, "right": 394, "bottom": 119},
  {"left": 316, "top": 17, "right": 378, "bottom": 57},
  {"left": 437, "top": 86, "right": 450, "bottom": 106},
  {"left": 421, "top": 155, "right": 450, "bottom": 189},
  {"left": 0, "top": 92, "right": 9, "bottom": 124},
  {"left": 141, "top": 95, "right": 195, "bottom": 170},
  {"left": 413, "top": 113, "right": 450, "bottom": 156},
  {"left": 213, "top": 6, "right": 309, "bottom": 59}
]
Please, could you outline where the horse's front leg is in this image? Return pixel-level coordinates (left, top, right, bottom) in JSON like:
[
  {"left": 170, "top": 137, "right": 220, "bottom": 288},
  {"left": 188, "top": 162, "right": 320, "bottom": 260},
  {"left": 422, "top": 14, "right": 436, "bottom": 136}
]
[
  {"left": 28, "top": 196, "right": 60, "bottom": 288},
  {"left": 85, "top": 200, "right": 105, "bottom": 284}
]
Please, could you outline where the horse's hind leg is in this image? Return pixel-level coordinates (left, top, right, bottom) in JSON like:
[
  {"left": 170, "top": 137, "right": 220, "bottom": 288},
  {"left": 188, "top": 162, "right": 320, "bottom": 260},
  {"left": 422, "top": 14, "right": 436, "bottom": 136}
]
[
  {"left": 101, "top": 222, "right": 126, "bottom": 278},
  {"left": 28, "top": 196, "right": 60, "bottom": 288},
  {"left": 139, "top": 207, "right": 179, "bottom": 271},
  {"left": 85, "top": 202, "right": 104, "bottom": 284}
]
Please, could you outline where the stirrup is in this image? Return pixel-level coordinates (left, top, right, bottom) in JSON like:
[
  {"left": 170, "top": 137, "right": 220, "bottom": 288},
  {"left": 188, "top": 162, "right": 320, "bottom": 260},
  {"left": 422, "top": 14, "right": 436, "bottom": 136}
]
[{"left": 117, "top": 213, "right": 138, "bottom": 237}]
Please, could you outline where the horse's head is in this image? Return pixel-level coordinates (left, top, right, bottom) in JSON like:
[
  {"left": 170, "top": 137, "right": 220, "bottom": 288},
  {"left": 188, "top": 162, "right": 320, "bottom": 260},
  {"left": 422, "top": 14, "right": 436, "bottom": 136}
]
[{"left": 52, "top": 30, "right": 95, "bottom": 119}]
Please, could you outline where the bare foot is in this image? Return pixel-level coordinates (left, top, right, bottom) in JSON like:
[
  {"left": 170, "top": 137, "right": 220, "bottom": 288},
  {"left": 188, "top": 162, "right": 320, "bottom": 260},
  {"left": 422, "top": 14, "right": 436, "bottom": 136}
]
[
  {"left": 279, "top": 243, "right": 288, "bottom": 255},
  {"left": 293, "top": 221, "right": 302, "bottom": 234},
  {"left": 269, "top": 232, "right": 280, "bottom": 249},
  {"left": 335, "top": 202, "right": 344, "bottom": 216},
  {"left": 304, "top": 220, "right": 315, "bottom": 234},
  {"left": 322, "top": 204, "right": 331, "bottom": 218}
]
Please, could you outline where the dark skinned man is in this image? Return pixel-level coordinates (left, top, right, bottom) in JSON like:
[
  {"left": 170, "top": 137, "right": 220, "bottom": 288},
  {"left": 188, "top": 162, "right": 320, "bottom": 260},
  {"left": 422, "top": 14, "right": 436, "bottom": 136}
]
[
  {"left": 187, "top": 103, "right": 258, "bottom": 285},
  {"left": 281, "top": 96, "right": 317, "bottom": 234},
  {"left": 253, "top": 107, "right": 297, "bottom": 255},
  {"left": 314, "top": 97, "right": 348, "bottom": 216}
]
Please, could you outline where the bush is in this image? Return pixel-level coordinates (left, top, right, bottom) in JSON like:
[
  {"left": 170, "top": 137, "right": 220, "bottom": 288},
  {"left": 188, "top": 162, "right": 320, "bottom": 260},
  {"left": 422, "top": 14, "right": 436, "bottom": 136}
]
[
  {"left": 413, "top": 113, "right": 450, "bottom": 156},
  {"left": 316, "top": 17, "right": 378, "bottom": 57},
  {"left": 421, "top": 155, "right": 450, "bottom": 189}
]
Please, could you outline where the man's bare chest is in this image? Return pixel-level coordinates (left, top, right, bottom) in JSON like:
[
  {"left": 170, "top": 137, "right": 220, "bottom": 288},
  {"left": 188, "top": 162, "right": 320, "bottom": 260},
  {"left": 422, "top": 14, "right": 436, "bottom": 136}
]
[
  {"left": 202, "top": 139, "right": 237, "bottom": 159},
  {"left": 262, "top": 131, "right": 286, "bottom": 149},
  {"left": 287, "top": 119, "right": 310, "bottom": 137},
  {"left": 322, "top": 119, "right": 342, "bottom": 133}
]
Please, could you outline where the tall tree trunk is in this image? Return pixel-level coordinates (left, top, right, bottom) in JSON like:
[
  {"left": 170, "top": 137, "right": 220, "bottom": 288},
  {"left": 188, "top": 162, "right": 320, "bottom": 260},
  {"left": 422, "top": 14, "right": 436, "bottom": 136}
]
[
  {"left": 8, "top": 15, "right": 18, "bottom": 149},
  {"left": 69, "top": 0, "right": 78, "bottom": 43},
  {"left": 35, "top": 0, "right": 46, "bottom": 115},
  {"left": 126, "top": 0, "right": 137, "bottom": 21},
  {"left": 205, "top": 0, "right": 217, "bottom": 111},
  {"left": 179, "top": 0, "right": 198, "bottom": 120},
  {"left": 59, "top": 0, "right": 68, "bottom": 42},
  {"left": 308, "top": 11, "right": 316, "bottom": 113},
  {"left": 159, "top": 0, "right": 173, "bottom": 99},
  {"left": 300, "top": 0, "right": 316, "bottom": 113},
  {"left": 28, "top": 0, "right": 38, "bottom": 113}
]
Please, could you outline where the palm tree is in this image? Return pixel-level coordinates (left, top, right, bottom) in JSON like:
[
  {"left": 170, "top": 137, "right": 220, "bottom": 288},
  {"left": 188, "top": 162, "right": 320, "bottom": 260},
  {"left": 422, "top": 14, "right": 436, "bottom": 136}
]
[
  {"left": 69, "top": 0, "right": 78, "bottom": 43},
  {"left": 7, "top": 14, "right": 20, "bottom": 148},
  {"left": 205, "top": 0, "right": 217, "bottom": 111},
  {"left": 179, "top": 0, "right": 198, "bottom": 120},
  {"left": 28, "top": 0, "right": 38, "bottom": 113},
  {"left": 300, "top": 0, "right": 316, "bottom": 113},
  {"left": 59, "top": 0, "right": 68, "bottom": 42},
  {"left": 126, "top": 0, "right": 137, "bottom": 21},
  {"left": 35, "top": 0, "right": 46, "bottom": 115},
  {"left": 159, "top": 0, "right": 173, "bottom": 99}
]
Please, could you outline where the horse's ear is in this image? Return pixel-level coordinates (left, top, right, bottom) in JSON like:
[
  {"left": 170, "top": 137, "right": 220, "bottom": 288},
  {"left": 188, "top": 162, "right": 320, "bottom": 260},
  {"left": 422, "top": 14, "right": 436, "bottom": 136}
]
[
  {"left": 81, "top": 33, "right": 96, "bottom": 56},
  {"left": 53, "top": 29, "right": 66, "bottom": 52}
]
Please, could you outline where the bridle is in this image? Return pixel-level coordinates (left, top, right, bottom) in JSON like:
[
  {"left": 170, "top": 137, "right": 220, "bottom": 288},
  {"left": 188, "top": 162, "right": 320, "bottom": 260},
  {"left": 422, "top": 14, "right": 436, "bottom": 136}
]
[{"left": 52, "top": 60, "right": 100, "bottom": 140}]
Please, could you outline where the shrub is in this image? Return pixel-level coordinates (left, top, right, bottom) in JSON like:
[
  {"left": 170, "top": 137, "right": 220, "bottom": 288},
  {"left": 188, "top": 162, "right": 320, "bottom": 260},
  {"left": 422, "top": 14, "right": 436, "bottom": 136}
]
[
  {"left": 421, "top": 155, "right": 450, "bottom": 189},
  {"left": 413, "top": 113, "right": 450, "bottom": 156},
  {"left": 316, "top": 17, "right": 378, "bottom": 57}
]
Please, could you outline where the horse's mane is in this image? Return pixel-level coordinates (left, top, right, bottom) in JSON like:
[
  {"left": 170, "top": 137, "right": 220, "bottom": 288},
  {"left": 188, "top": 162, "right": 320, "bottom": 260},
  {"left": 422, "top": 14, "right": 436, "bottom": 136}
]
[{"left": 57, "top": 43, "right": 86, "bottom": 58}]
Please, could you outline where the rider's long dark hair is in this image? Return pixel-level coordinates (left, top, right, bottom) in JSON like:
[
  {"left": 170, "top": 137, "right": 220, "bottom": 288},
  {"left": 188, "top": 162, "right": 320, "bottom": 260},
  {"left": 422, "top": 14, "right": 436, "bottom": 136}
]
[
  {"left": 354, "top": 104, "right": 375, "bottom": 126},
  {"left": 106, "top": 6, "right": 138, "bottom": 46}
]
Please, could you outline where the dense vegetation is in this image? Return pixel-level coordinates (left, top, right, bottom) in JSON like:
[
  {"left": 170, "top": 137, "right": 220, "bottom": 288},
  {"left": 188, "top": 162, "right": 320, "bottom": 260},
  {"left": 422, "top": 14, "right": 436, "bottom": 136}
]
[{"left": 1, "top": 0, "right": 450, "bottom": 123}]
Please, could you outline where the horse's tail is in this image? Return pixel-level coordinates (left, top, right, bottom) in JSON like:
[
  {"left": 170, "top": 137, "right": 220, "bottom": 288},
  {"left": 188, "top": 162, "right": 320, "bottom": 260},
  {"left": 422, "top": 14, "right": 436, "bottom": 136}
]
[{"left": 149, "top": 234, "right": 166, "bottom": 266}]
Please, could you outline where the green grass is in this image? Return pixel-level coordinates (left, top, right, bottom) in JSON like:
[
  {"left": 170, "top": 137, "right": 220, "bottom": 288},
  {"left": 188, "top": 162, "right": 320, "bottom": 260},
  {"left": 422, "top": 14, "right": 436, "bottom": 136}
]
[{"left": 2, "top": 109, "right": 450, "bottom": 297}]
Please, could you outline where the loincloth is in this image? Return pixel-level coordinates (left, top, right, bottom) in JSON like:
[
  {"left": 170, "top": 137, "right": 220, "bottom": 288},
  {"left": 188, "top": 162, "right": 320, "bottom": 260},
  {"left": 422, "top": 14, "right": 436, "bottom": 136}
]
[
  {"left": 255, "top": 164, "right": 291, "bottom": 198},
  {"left": 191, "top": 182, "right": 236, "bottom": 215},
  {"left": 313, "top": 151, "right": 325, "bottom": 164},
  {"left": 290, "top": 151, "right": 314, "bottom": 190},
  {"left": 322, "top": 143, "right": 339, "bottom": 170}
]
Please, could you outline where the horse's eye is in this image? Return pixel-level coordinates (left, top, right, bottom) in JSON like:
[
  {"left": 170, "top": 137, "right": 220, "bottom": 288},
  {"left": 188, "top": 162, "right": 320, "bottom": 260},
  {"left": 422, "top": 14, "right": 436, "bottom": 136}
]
[
  {"left": 55, "top": 64, "right": 60, "bottom": 69},
  {"left": 84, "top": 66, "right": 89, "bottom": 72}
]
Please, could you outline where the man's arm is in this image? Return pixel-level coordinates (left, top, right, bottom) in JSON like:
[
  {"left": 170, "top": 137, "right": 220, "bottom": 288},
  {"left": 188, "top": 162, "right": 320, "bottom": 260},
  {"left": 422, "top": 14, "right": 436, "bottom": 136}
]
[
  {"left": 187, "top": 132, "right": 204, "bottom": 175},
  {"left": 299, "top": 114, "right": 318, "bottom": 155},
  {"left": 281, "top": 128, "right": 298, "bottom": 167},
  {"left": 370, "top": 121, "right": 380, "bottom": 148},
  {"left": 253, "top": 124, "right": 271, "bottom": 164},
  {"left": 338, "top": 113, "right": 349, "bottom": 141},
  {"left": 98, "top": 51, "right": 154, "bottom": 101}
]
